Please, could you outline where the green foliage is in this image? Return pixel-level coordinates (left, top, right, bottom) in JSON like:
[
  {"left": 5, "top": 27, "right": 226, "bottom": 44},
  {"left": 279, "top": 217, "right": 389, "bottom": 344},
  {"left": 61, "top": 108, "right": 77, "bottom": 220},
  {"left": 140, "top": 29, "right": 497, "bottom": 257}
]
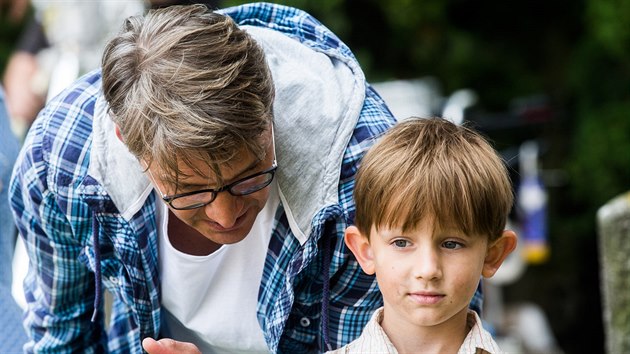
[
  {"left": 566, "top": 0, "right": 630, "bottom": 209},
  {"left": 569, "top": 102, "right": 630, "bottom": 207},
  {"left": 586, "top": 0, "right": 630, "bottom": 60}
]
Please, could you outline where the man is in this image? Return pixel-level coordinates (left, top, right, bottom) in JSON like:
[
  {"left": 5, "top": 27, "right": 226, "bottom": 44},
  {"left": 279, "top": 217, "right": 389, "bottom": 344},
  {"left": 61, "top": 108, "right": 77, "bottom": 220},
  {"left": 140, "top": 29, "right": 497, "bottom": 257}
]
[{"left": 10, "top": 3, "right": 397, "bottom": 353}]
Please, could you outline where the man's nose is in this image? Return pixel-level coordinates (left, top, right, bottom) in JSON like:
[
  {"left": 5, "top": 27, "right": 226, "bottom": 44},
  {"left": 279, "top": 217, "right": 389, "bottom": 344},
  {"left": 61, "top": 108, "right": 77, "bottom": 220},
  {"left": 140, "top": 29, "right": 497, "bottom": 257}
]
[{"left": 203, "top": 191, "right": 243, "bottom": 228}]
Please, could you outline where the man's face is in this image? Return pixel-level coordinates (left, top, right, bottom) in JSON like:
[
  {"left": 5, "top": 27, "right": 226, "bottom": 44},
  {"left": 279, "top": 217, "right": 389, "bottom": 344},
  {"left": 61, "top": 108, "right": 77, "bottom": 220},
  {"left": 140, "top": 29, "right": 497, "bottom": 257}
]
[
  {"left": 146, "top": 134, "right": 275, "bottom": 246},
  {"left": 368, "top": 218, "right": 489, "bottom": 333}
]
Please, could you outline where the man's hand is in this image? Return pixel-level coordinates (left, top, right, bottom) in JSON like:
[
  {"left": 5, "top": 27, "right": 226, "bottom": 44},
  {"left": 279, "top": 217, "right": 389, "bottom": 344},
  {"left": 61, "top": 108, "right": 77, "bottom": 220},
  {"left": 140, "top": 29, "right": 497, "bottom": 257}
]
[{"left": 142, "top": 338, "right": 202, "bottom": 354}]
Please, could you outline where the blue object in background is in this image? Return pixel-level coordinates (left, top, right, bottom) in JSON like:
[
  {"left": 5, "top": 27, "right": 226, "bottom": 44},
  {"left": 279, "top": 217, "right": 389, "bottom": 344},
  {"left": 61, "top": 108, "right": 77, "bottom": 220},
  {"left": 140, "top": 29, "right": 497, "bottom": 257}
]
[{"left": 517, "top": 141, "right": 549, "bottom": 264}]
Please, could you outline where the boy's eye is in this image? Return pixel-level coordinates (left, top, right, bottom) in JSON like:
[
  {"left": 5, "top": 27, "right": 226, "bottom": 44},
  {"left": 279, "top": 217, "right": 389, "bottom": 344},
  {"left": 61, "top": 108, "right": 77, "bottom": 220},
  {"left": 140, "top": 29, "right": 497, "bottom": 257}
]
[
  {"left": 442, "top": 240, "right": 462, "bottom": 249},
  {"left": 393, "top": 240, "right": 410, "bottom": 248}
]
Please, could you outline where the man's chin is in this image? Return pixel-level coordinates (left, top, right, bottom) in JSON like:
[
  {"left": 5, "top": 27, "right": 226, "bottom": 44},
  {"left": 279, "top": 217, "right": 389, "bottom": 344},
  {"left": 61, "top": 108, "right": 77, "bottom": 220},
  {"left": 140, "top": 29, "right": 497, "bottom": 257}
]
[{"left": 201, "top": 220, "right": 254, "bottom": 245}]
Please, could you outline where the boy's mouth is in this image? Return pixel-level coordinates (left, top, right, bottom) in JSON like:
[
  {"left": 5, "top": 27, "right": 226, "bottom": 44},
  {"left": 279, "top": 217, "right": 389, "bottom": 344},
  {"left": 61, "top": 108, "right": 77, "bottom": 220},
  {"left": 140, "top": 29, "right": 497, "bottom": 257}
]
[{"left": 408, "top": 291, "right": 445, "bottom": 305}]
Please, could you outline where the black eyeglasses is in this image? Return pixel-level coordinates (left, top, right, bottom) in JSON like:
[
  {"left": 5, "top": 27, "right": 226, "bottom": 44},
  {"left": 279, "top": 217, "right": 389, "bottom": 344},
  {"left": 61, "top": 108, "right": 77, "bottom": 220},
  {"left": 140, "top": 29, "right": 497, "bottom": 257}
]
[
  {"left": 156, "top": 164, "right": 277, "bottom": 210},
  {"left": 148, "top": 126, "right": 277, "bottom": 210}
]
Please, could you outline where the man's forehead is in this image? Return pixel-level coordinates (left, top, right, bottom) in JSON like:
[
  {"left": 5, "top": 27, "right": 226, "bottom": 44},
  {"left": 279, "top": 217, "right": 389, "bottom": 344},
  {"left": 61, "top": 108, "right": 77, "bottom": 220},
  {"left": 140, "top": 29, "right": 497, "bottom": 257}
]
[{"left": 156, "top": 148, "right": 264, "bottom": 183}]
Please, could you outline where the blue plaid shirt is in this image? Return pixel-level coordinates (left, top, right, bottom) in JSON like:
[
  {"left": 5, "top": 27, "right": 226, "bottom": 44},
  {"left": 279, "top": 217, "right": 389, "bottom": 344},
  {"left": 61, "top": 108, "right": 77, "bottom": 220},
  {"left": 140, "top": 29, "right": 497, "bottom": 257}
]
[{"left": 10, "top": 3, "right": 481, "bottom": 353}]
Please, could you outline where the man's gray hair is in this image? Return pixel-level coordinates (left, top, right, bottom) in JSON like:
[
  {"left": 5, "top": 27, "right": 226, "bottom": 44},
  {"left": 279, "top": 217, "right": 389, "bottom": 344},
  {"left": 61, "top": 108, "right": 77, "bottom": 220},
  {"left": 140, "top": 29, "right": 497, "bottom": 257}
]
[{"left": 102, "top": 4, "right": 274, "bottom": 186}]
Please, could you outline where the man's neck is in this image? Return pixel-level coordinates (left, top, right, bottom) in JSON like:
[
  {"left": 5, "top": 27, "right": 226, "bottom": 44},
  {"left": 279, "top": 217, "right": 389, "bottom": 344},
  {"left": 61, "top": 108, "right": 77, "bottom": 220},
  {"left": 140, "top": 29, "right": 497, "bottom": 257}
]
[
  {"left": 167, "top": 210, "right": 222, "bottom": 256},
  {"left": 380, "top": 306, "right": 471, "bottom": 354}
]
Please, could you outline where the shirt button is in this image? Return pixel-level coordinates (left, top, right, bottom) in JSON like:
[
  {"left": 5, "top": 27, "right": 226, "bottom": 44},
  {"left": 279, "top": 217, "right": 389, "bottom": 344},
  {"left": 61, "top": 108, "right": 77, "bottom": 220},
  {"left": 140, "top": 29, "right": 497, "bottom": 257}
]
[
  {"left": 109, "top": 276, "right": 119, "bottom": 285},
  {"left": 300, "top": 317, "right": 310, "bottom": 327}
]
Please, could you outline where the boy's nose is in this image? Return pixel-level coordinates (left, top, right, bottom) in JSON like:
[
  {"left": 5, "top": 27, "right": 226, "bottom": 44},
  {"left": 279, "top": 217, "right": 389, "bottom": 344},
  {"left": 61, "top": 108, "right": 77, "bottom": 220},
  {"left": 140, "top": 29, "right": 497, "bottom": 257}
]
[
  {"left": 203, "top": 191, "right": 243, "bottom": 228},
  {"left": 414, "top": 248, "right": 442, "bottom": 281}
]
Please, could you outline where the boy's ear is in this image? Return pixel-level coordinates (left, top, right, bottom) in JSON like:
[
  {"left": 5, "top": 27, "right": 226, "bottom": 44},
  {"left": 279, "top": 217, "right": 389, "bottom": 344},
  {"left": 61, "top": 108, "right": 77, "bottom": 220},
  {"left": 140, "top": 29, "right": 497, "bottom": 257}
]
[
  {"left": 482, "top": 230, "right": 518, "bottom": 278},
  {"left": 344, "top": 226, "right": 375, "bottom": 275}
]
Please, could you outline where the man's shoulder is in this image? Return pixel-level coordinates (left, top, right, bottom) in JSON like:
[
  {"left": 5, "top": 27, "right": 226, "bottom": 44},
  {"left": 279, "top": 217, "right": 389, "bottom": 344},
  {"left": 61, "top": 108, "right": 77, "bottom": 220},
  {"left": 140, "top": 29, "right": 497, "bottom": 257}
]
[
  {"left": 19, "top": 70, "right": 101, "bottom": 179},
  {"left": 37, "top": 69, "right": 101, "bottom": 137},
  {"left": 49, "top": 69, "right": 102, "bottom": 110},
  {"left": 221, "top": 3, "right": 353, "bottom": 58}
]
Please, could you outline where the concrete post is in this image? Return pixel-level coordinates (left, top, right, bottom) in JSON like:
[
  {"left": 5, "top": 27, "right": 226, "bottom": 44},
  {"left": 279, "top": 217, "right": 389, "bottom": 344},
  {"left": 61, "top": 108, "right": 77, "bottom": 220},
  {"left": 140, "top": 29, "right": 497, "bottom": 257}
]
[{"left": 597, "top": 191, "right": 630, "bottom": 353}]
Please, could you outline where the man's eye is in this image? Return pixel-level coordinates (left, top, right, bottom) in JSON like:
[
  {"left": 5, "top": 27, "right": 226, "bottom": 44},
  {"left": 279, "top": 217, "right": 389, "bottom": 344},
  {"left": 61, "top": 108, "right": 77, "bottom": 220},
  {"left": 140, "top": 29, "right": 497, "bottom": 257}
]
[{"left": 442, "top": 241, "right": 462, "bottom": 249}]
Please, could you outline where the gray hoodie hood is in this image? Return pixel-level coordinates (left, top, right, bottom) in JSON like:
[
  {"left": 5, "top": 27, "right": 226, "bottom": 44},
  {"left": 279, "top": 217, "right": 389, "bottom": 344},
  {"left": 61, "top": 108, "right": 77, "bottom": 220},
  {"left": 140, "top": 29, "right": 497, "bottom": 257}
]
[{"left": 89, "top": 25, "right": 365, "bottom": 245}]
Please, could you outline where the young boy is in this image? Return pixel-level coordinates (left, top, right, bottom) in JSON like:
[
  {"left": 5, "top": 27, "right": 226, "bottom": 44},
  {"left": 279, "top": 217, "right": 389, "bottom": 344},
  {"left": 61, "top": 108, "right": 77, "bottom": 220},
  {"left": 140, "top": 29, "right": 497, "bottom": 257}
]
[{"left": 330, "top": 117, "right": 517, "bottom": 354}]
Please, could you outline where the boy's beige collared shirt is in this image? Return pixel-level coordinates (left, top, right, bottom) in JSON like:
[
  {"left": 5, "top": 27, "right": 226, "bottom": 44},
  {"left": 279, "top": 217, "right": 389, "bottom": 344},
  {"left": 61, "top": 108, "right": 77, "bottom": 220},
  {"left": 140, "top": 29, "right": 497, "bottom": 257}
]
[{"left": 327, "top": 307, "right": 502, "bottom": 354}]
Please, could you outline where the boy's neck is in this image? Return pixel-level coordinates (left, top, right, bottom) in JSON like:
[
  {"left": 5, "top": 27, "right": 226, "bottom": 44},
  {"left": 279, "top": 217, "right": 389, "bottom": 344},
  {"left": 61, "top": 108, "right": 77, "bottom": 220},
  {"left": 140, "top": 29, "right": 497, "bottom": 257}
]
[{"left": 380, "top": 305, "right": 471, "bottom": 354}]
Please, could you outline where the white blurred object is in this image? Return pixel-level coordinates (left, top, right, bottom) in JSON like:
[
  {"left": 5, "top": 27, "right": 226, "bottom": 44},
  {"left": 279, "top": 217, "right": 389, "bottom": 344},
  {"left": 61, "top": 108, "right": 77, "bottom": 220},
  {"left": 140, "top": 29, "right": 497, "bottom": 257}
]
[
  {"left": 12, "top": 237, "right": 27, "bottom": 310},
  {"left": 505, "top": 303, "right": 564, "bottom": 354},
  {"left": 46, "top": 49, "right": 79, "bottom": 102},
  {"left": 30, "top": 0, "right": 146, "bottom": 101},
  {"left": 372, "top": 78, "right": 442, "bottom": 121},
  {"left": 441, "top": 89, "right": 477, "bottom": 125},
  {"left": 372, "top": 78, "right": 477, "bottom": 126}
]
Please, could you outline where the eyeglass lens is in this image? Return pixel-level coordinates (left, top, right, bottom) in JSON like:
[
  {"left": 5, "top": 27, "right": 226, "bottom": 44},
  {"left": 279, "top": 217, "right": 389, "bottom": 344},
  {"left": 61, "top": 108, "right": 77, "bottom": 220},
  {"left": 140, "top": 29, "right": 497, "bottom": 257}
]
[{"left": 170, "top": 169, "right": 275, "bottom": 210}]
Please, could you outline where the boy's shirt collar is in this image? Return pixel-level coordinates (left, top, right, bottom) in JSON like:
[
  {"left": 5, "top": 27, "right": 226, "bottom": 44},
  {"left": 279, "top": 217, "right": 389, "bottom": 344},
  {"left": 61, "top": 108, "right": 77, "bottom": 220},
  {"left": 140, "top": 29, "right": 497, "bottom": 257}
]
[
  {"left": 335, "top": 307, "right": 502, "bottom": 354},
  {"left": 459, "top": 310, "right": 503, "bottom": 354}
]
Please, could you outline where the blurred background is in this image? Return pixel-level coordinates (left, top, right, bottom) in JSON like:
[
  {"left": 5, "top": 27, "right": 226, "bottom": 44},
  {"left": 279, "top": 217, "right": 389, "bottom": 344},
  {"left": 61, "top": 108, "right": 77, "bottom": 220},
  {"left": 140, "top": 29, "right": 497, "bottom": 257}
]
[{"left": 2, "top": 0, "right": 629, "bottom": 353}]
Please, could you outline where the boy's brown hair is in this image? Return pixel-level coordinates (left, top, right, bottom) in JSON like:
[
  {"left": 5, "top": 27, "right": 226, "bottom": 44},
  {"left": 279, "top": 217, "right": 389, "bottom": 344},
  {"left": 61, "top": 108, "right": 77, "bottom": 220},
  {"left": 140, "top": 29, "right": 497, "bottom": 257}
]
[{"left": 354, "top": 117, "right": 513, "bottom": 241}]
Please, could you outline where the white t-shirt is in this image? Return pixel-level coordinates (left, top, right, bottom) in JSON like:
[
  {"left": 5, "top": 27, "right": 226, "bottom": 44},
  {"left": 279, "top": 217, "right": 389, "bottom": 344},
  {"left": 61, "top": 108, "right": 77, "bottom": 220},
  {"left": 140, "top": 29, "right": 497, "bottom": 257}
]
[{"left": 157, "top": 181, "right": 279, "bottom": 353}]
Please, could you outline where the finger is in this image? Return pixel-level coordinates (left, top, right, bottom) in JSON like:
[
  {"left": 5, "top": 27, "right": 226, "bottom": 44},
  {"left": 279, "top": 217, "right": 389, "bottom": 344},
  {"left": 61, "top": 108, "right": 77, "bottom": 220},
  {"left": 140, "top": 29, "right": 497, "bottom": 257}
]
[
  {"left": 142, "top": 337, "right": 202, "bottom": 354},
  {"left": 142, "top": 338, "right": 162, "bottom": 354}
]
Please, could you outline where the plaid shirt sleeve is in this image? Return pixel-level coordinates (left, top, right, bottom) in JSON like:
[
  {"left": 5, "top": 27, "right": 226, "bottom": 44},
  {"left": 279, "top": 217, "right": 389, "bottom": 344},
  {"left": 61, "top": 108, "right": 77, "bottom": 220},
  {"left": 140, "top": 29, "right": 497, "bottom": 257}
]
[{"left": 9, "top": 72, "right": 109, "bottom": 353}]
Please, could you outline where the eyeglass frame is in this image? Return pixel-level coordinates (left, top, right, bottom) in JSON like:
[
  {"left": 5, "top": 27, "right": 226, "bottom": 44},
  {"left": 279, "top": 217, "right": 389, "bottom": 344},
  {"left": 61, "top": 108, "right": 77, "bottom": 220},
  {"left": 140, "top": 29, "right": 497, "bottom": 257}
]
[{"left": 147, "top": 126, "right": 277, "bottom": 210}]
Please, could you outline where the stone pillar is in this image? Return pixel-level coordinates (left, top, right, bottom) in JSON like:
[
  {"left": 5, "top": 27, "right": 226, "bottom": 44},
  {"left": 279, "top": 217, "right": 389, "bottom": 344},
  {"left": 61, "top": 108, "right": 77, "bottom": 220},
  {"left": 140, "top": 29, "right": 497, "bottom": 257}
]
[{"left": 597, "top": 191, "right": 630, "bottom": 353}]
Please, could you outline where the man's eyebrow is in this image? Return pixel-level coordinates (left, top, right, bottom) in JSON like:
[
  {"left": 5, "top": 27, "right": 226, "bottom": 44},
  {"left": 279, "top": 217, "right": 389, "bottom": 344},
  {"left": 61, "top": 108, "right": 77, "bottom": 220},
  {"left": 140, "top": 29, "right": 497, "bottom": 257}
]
[
  {"left": 177, "top": 157, "right": 265, "bottom": 190},
  {"left": 236, "top": 156, "right": 266, "bottom": 178},
  {"left": 176, "top": 180, "right": 212, "bottom": 190}
]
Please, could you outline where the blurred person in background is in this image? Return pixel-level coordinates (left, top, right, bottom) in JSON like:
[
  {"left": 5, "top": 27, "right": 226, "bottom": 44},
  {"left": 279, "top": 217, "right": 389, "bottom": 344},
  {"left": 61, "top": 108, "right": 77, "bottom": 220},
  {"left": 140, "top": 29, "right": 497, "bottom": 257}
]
[
  {"left": 2, "top": 0, "right": 145, "bottom": 138},
  {"left": 2, "top": 10, "right": 47, "bottom": 137},
  {"left": 1, "top": 0, "right": 220, "bottom": 139}
]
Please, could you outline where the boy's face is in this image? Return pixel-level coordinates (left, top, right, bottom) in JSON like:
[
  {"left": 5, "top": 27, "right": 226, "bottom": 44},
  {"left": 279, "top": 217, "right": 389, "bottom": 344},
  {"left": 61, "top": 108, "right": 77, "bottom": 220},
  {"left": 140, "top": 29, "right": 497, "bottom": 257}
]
[{"left": 345, "top": 217, "right": 516, "bottom": 333}]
